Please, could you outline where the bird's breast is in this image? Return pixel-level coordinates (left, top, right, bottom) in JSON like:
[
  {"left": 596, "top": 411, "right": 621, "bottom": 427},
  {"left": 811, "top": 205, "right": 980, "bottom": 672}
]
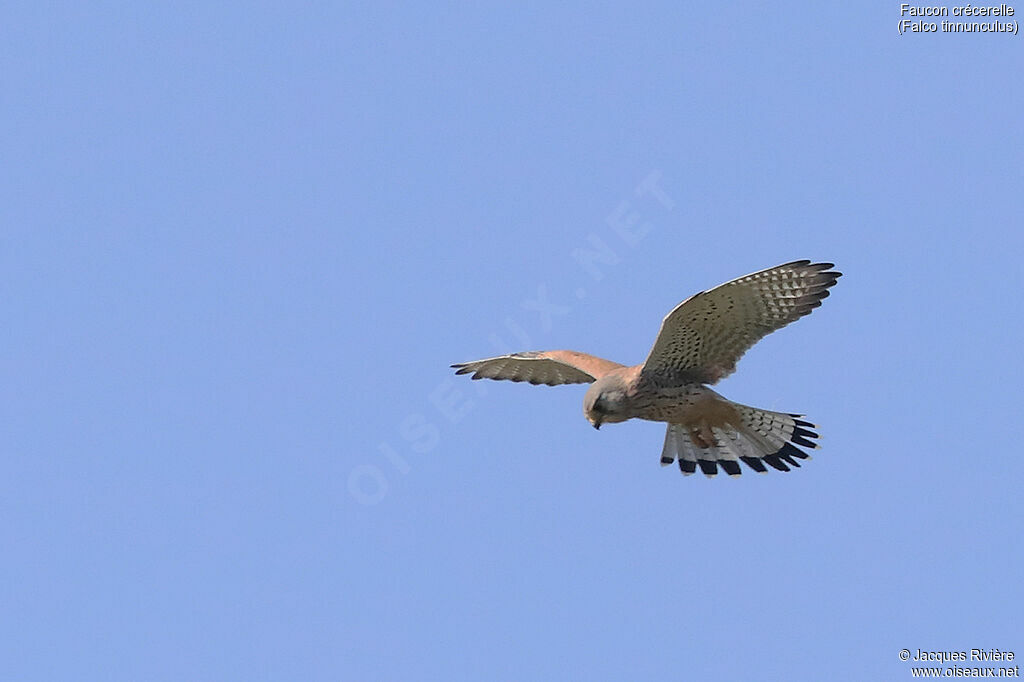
[{"left": 627, "top": 383, "right": 724, "bottom": 423}]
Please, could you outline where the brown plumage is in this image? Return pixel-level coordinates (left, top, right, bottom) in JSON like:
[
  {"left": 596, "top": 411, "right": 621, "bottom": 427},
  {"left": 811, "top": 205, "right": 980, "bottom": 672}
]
[{"left": 451, "top": 260, "right": 842, "bottom": 477}]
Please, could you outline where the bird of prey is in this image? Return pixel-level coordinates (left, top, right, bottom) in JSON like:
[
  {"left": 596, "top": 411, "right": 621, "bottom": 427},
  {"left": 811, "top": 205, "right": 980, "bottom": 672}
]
[{"left": 451, "top": 260, "right": 841, "bottom": 477}]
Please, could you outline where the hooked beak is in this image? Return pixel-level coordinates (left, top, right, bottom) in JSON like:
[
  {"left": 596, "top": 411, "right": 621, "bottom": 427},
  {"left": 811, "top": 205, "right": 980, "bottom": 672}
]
[{"left": 590, "top": 417, "right": 602, "bottom": 430}]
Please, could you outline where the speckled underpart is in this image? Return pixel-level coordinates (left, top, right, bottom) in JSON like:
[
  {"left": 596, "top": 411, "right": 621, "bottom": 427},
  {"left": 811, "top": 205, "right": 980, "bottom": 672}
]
[{"left": 626, "top": 381, "right": 708, "bottom": 421}]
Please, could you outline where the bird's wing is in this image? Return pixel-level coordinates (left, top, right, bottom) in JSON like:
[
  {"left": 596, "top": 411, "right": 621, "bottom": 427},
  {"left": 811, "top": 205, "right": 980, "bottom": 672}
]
[
  {"left": 451, "top": 350, "right": 624, "bottom": 386},
  {"left": 641, "top": 260, "right": 841, "bottom": 384}
]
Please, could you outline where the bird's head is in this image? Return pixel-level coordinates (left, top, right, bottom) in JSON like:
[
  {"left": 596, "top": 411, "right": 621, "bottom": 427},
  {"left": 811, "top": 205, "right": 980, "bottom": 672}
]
[{"left": 583, "top": 376, "right": 629, "bottom": 430}]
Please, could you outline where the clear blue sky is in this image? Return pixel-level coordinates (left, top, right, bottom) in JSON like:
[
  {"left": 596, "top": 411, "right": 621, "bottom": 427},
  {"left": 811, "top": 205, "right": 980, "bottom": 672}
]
[{"left": 2, "top": 3, "right": 1022, "bottom": 681}]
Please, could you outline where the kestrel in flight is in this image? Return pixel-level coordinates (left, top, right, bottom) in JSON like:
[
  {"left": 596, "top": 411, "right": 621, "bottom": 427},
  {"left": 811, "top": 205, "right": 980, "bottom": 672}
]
[{"left": 451, "top": 260, "right": 841, "bottom": 477}]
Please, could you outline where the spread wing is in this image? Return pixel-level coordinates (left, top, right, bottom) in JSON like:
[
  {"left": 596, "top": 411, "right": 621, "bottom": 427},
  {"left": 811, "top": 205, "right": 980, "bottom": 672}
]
[
  {"left": 451, "top": 350, "right": 624, "bottom": 386},
  {"left": 642, "top": 260, "right": 841, "bottom": 384}
]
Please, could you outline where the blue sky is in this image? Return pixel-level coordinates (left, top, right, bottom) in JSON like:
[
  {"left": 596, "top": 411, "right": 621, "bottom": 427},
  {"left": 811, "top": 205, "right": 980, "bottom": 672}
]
[{"left": 2, "top": 3, "right": 1022, "bottom": 681}]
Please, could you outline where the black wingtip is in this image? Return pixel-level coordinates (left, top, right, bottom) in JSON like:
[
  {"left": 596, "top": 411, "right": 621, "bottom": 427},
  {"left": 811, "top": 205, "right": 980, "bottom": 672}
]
[
  {"left": 762, "top": 454, "right": 790, "bottom": 472},
  {"left": 777, "top": 442, "right": 811, "bottom": 461},
  {"left": 778, "top": 452, "right": 802, "bottom": 468},
  {"left": 719, "top": 460, "right": 741, "bottom": 477},
  {"left": 791, "top": 434, "right": 817, "bottom": 449},
  {"left": 697, "top": 459, "right": 718, "bottom": 476},
  {"left": 741, "top": 456, "right": 768, "bottom": 473}
]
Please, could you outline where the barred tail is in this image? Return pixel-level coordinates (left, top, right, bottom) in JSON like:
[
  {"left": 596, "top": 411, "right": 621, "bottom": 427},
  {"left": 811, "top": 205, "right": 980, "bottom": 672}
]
[{"left": 659, "top": 404, "right": 821, "bottom": 478}]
